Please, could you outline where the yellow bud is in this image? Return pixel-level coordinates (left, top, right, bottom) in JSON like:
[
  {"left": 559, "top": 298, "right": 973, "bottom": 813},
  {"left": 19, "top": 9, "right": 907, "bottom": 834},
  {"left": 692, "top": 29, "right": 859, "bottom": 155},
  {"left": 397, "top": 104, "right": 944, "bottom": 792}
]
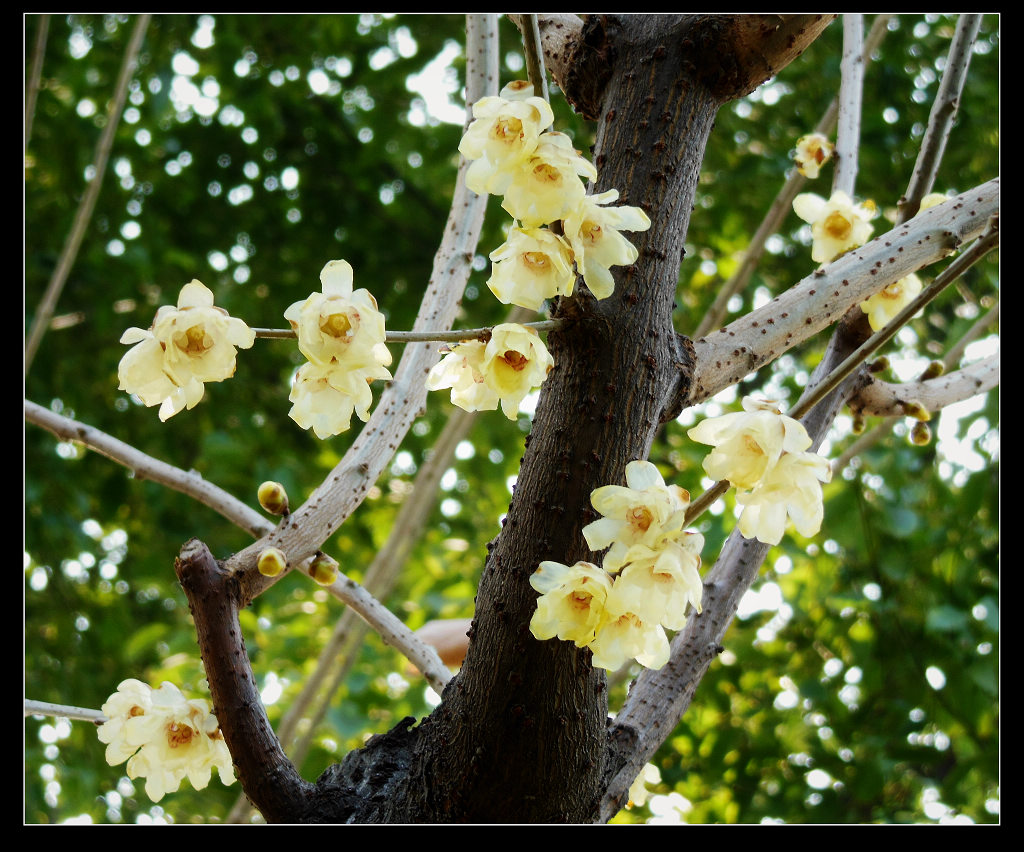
[
  {"left": 851, "top": 413, "right": 866, "bottom": 434},
  {"left": 920, "top": 360, "right": 945, "bottom": 381},
  {"left": 902, "top": 399, "right": 931, "bottom": 422},
  {"left": 257, "top": 546, "right": 288, "bottom": 577},
  {"left": 868, "top": 356, "right": 890, "bottom": 374},
  {"left": 910, "top": 421, "right": 932, "bottom": 446},
  {"left": 309, "top": 553, "right": 339, "bottom": 586},
  {"left": 258, "top": 481, "right": 290, "bottom": 515}
]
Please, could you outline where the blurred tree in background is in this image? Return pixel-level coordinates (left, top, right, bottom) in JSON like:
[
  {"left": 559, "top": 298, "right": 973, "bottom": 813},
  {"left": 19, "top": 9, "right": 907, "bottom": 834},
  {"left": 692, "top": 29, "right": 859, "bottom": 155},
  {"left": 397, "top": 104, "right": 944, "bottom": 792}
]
[{"left": 25, "top": 13, "right": 998, "bottom": 824}]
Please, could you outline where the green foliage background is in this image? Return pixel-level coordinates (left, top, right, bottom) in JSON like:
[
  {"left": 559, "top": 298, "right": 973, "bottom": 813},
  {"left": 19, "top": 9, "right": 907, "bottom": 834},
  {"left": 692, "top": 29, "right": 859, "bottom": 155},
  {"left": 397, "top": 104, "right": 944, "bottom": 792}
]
[{"left": 25, "top": 14, "right": 998, "bottom": 824}]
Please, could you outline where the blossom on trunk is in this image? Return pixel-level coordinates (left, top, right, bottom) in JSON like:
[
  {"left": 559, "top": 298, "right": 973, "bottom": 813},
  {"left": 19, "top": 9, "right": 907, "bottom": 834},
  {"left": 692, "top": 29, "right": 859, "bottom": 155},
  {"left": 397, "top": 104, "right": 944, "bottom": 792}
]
[
  {"left": 582, "top": 460, "right": 691, "bottom": 572},
  {"left": 793, "top": 132, "right": 834, "bottom": 179},
  {"left": 480, "top": 323, "right": 554, "bottom": 419},
  {"left": 610, "top": 535, "right": 704, "bottom": 631},
  {"left": 500, "top": 132, "right": 598, "bottom": 227},
  {"left": 587, "top": 608, "right": 670, "bottom": 672},
  {"left": 859, "top": 273, "right": 923, "bottom": 332},
  {"left": 117, "top": 279, "right": 255, "bottom": 421},
  {"left": 736, "top": 450, "right": 832, "bottom": 545},
  {"left": 425, "top": 339, "right": 499, "bottom": 414},
  {"left": 486, "top": 226, "right": 575, "bottom": 310},
  {"left": 687, "top": 397, "right": 812, "bottom": 490},
  {"left": 562, "top": 189, "right": 651, "bottom": 300},
  {"left": 529, "top": 560, "right": 613, "bottom": 648},
  {"left": 792, "top": 190, "right": 875, "bottom": 264}
]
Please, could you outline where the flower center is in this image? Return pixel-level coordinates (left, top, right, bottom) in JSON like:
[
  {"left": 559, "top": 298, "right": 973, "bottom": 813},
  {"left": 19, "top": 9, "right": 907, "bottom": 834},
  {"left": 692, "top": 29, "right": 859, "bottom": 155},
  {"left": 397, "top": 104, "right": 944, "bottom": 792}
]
[
  {"left": 321, "top": 311, "right": 354, "bottom": 338},
  {"left": 569, "top": 591, "right": 594, "bottom": 613},
  {"left": 175, "top": 325, "right": 213, "bottom": 355},
  {"left": 501, "top": 350, "right": 528, "bottom": 371},
  {"left": 532, "top": 162, "right": 560, "bottom": 184},
  {"left": 166, "top": 722, "right": 195, "bottom": 749},
  {"left": 583, "top": 221, "right": 602, "bottom": 245},
  {"left": 493, "top": 117, "right": 523, "bottom": 143},
  {"left": 742, "top": 434, "right": 766, "bottom": 456},
  {"left": 129, "top": 705, "right": 145, "bottom": 717},
  {"left": 628, "top": 506, "right": 654, "bottom": 533},
  {"left": 823, "top": 211, "right": 853, "bottom": 241},
  {"left": 522, "top": 251, "right": 549, "bottom": 271}
]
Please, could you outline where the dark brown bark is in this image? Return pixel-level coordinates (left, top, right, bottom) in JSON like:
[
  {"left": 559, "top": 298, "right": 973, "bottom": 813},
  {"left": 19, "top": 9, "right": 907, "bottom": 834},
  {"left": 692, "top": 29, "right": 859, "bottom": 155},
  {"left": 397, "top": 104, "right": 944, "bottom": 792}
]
[{"left": 178, "top": 14, "right": 837, "bottom": 824}]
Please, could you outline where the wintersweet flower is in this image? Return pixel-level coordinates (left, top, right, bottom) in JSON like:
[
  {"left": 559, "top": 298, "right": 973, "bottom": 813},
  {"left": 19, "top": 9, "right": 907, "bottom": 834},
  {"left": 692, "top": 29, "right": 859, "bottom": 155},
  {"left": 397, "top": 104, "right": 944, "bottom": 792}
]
[
  {"left": 563, "top": 190, "right": 651, "bottom": 300},
  {"left": 529, "top": 560, "right": 613, "bottom": 648},
  {"left": 793, "top": 132, "right": 834, "bottom": 179},
  {"left": 425, "top": 340, "right": 500, "bottom": 414},
  {"left": 500, "top": 131, "right": 598, "bottom": 226},
  {"left": 487, "top": 226, "right": 575, "bottom": 310},
  {"left": 735, "top": 450, "right": 832, "bottom": 545},
  {"left": 117, "top": 279, "right": 255, "bottom": 421},
  {"left": 627, "top": 763, "right": 662, "bottom": 808},
  {"left": 687, "top": 397, "right": 812, "bottom": 490},
  {"left": 288, "top": 357, "right": 390, "bottom": 439},
  {"left": 792, "top": 190, "right": 875, "bottom": 264},
  {"left": 582, "top": 460, "right": 691, "bottom": 572},
  {"left": 859, "top": 273, "right": 923, "bottom": 332},
  {"left": 459, "top": 84, "right": 556, "bottom": 198},
  {"left": 480, "top": 323, "right": 554, "bottom": 419},
  {"left": 97, "top": 680, "right": 234, "bottom": 803},
  {"left": 609, "top": 535, "right": 704, "bottom": 630},
  {"left": 587, "top": 607, "right": 670, "bottom": 671},
  {"left": 284, "top": 259, "right": 392, "bottom": 371},
  {"left": 918, "top": 192, "right": 949, "bottom": 212}
]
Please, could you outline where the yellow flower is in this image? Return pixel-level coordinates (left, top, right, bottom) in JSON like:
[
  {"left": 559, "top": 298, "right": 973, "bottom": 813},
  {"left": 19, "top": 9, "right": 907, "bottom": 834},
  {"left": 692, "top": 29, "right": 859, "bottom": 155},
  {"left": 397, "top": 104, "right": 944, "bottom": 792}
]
[
  {"left": 284, "top": 259, "right": 392, "bottom": 372},
  {"left": 563, "top": 190, "right": 651, "bottom": 300},
  {"left": 918, "top": 192, "right": 949, "bottom": 212},
  {"left": 500, "top": 132, "right": 598, "bottom": 227},
  {"left": 587, "top": 608, "right": 670, "bottom": 672},
  {"left": 627, "top": 763, "right": 662, "bottom": 808},
  {"left": 459, "top": 84, "right": 555, "bottom": 198},
  {"left": 582, "top": 460, "right": 690, "bottom": 572},
  {"left": 287, "top": 357, "right": 390, "bottom": 439},
  {"left": 426, "top": 339, "right": 500, "bottom": 414},
  {"left": 792, "top": 190, "right": 875, "bottom": 264},
  {"left": 97, "top": 680, "right": 234, "bottom": 803},
  {"left": 859, "top": 273, "right": 923, "bottom": 332},
  {"left": 687, "top": 397, "right": 812, "bottom": 490},
  {"left": 610, "top": 535, "right": 704, "bottom": 631},
  {"left": 793, "top": 132, "right": 834, "bottom": 179},
  {"left": 529, "top": 560, "right": 613, "bottom": 648},
  {"left": 735, "top": 450, "right": 832, "bottom": 545},
  {"left": 486, "top": 226, "right": 576, "bottom": 310},
  {"left": 117, "top": 280, "right": 255, "bottom": 420},
  {"left": 480, "top": 323, "right": 554, "bottom": 419}
]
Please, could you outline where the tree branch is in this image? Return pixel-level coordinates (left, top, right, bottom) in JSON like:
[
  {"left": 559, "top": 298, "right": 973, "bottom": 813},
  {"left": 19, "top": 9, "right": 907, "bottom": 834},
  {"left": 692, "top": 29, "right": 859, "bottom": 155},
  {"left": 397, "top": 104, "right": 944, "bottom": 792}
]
[
  {"left": 688, "top": 177, "right": 999, "bottom": 406},
  {"left": 833, "top": 15, "right": 864, "bottom": 197}
]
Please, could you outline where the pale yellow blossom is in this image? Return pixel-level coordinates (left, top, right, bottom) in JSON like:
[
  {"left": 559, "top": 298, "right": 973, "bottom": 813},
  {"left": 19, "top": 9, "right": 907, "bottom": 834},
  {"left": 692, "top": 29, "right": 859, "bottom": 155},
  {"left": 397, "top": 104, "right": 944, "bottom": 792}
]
[
  {"left": 480, "top": 323, "right": 554, "bottom": 419},
  {"left": 582, "top": 460, "right": 690, "bottom": 572},
  {"left": 610, "top": 535, "right": 704, "bottom": 630},
  {"left": 529, "top": 560, "right": 613, "bottom": 648},
  {"left": 792, "top": 190, "right": 875, "bottom": 264},
  {"left": 426, "top": 340, "right": 500, "bottom": 414},
  {"left": 736, "top": 450, "right": 832, "bottom": 545},
  {"left": 793, "top": 133, "right": 834, "bottom": 179},
  {"left": 97, "top": 680, "right": 234, "bottom": 803},
  {"left": 627, "top": 763, "right": 662, "bottom": 808},
  {"left": 918, "top": 192, "right": 949, "bottom": 212},
  {"left": 486, "top": 226, "right": 576, "bottom": 310},
  {"left": 287, "top": 357, "right": 390, "bottom": 439},
  {"left": 687, "top": 397, "right": 812, "bottom": 490},
  {"left": 587, "top": 607, "right": 670, "bottom": 672},
  {"left": 284, "top": 259, "right": 392, "bottom": 371},
  {"left": 459, "top": 85, "right": 555, "bottom": 197},
  {"left": 500, "top": 131, "right": 598, "bottom": 227},
  {"left": 117, "top": 280, "right": 255, "bottom": 420},
  {"left": 859, "top": 273, "right": 923, "bottom": 332},
  {"left": 563, "top": 190, "right": 651, "bottom": 300}
]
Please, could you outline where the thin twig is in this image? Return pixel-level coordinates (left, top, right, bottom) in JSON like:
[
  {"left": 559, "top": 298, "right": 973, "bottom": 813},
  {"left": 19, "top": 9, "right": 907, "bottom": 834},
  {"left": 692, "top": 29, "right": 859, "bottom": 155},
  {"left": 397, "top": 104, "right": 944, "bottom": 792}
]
[
  {"left": 24, "top": 699, "right": 105, "bottom": 725},
  {"left": 25, "top": 14, "right": 50, "bottom": 148},
  {"left": 251, "top": 318, "right": 564, "bottom": 344},
  {"left": 25, "top": 14, "right": 151, "bottom": 376}
]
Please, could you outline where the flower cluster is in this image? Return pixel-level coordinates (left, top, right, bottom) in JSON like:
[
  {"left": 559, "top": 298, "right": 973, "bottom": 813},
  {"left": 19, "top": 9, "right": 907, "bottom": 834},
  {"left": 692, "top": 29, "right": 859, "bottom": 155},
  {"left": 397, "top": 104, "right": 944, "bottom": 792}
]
[
  {"left": 426, "top": 322, "right": 554, "bottom": 420},
  {"left": 117, "top": 280, "right": 255, "bottom": 421},
  {"left": 688, "top": 397, "right": 831, "bottom": 546},
  {"left": 859, "top": 272, "right": 923, "bottom": 332},
  {"left": 793, "top": 132, "right": 834, "bottom": 180},
  {"left": 285, "top": 259, "right": 393, "bottom": 438},
  {"left": 792, "top": 190, "right": 876, "bottom": 264},
  {"left": 97, "top": 679, "right": 234, "bottom": 803},
  {"left": 460, "top": 80, "right": 651, "bottom": 310},
  {"left": 529, "top": 461, "right": 703, "bottom": 671}
]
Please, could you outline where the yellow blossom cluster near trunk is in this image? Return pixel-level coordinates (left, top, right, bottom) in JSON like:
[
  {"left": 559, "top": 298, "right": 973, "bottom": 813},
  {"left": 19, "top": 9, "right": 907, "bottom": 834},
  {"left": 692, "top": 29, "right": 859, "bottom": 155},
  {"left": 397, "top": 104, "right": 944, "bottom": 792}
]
[
  {"left": 97, "top": 679, "right": 235, "bottom": 803},
  {"left": 688, "top": 397, "right": 831, "bottom": 546},
  {"left": 529, "top": 461, "right": 704, "bottom": 671}
]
